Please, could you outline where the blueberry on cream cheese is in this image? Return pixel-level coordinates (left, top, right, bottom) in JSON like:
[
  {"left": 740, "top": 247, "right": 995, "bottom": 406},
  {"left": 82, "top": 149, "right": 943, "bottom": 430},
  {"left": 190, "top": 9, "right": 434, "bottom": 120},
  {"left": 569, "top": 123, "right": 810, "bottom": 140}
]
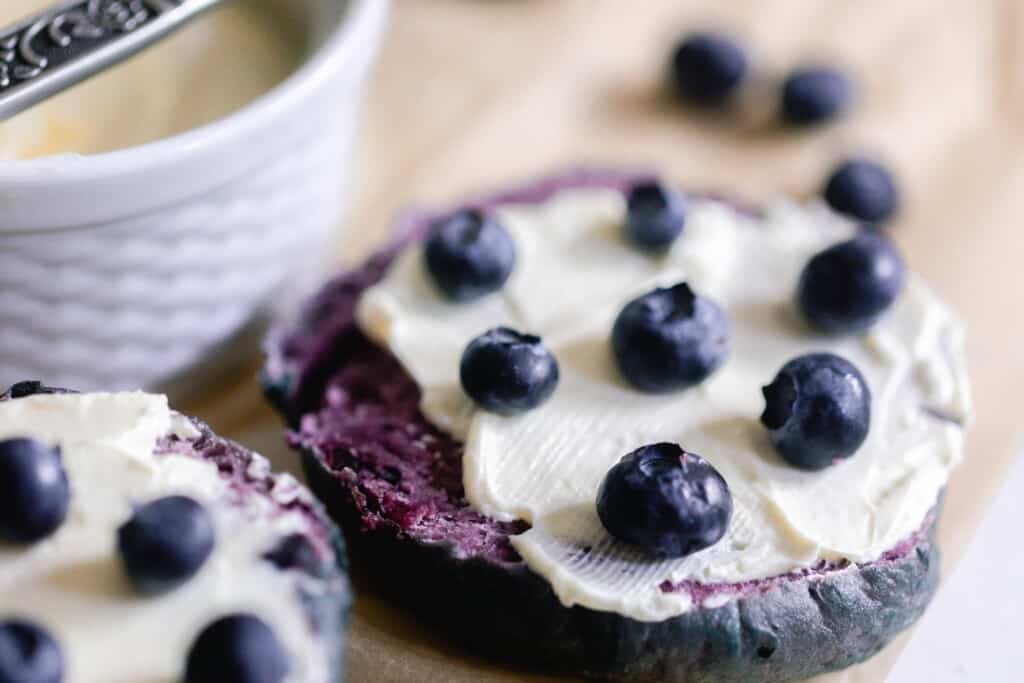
[
  {"left": 424, "top": 208, "right": 516, "bottom": 302},
  {"left": 185, "top": 614, "right": 289, "bottom": 683},
  {"left": 625, "top": 181, "right": 687, "bottom": 251},
  {"left": 460, "top": 328, "right": 559, "bottom": 414},
  {"left": 597, "top": 443, "right": 732, "bottom": 558},
  {"left": 117, "top": 495, "right": 215, "bottom": 594},
  {"left": 0, "top": 620, "right": 63, "bottom": 683},
  {"left": 761, "top": 353, "right": 871, "bottom": 471},
  {"left": 0, "top": 438, "right": 70, "bottom": 544},
  {"left": 798, "top": 231, "right": 905, "bottom": 333},
  {"left": 263, "top": 533, "right": 322, "bottom": 575},
  {"left": 670, "top": 32, "right": 748, "bottom": 104},
  {"left": 0, "top": 382, "right": 73, "bottom": 400},
  {"left": 780, "top": 67, "right": 852, "bottom": 125},
  {"left": 823, "top": 158, "right": 899, "bottom": 224},
  {"left": 612, "top": 283, "right": 729, "bottom": 392}
]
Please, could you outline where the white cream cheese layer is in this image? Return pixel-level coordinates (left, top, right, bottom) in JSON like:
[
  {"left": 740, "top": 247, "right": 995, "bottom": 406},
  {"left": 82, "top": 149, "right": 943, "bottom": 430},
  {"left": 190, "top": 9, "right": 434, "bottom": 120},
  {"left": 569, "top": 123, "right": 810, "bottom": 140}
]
[
  {"left": 0, "top": 392, "right": 329, "bottom": 682},
  {"left": 356, "top": 188, "right": 971, "bottom": 622}
]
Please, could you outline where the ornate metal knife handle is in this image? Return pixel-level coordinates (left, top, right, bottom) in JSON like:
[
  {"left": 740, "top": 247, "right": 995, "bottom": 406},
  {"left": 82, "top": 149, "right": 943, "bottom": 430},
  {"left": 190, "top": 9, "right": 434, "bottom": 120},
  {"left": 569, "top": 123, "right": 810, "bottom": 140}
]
[{"left": 0, "top": 0, "right": 223, "bottom": 120}]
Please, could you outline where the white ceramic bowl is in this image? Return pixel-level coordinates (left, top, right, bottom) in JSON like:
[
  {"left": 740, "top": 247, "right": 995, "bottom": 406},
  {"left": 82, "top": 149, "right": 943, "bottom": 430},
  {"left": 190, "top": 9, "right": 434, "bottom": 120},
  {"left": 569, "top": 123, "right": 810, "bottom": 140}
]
[{"left": 0, "top": 0, "right": 388, "bottom": 391}]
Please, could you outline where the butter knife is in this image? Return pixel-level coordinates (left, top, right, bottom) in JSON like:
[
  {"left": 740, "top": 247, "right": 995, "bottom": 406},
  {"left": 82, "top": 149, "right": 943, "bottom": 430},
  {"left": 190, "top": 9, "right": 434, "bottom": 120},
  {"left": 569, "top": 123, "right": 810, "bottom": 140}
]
[{"left": 0, "top": 0, "right": 222, "bottom": 120}]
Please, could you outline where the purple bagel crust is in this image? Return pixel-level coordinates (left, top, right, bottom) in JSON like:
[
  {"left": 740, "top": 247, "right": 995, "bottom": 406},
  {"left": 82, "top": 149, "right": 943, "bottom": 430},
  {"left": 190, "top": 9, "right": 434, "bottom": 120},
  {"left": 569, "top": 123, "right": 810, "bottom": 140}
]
[
  {"left": 263, "top": 169, "right": 942, "bottom": 682},
  {"left": 0, "top": 385, "right": 352, "bottom": 683}
]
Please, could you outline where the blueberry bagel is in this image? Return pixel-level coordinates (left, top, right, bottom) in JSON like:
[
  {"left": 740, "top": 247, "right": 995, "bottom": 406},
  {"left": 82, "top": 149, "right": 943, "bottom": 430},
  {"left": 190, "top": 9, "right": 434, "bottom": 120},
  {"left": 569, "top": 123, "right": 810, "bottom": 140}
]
[
  {"left": 0, "top": 383, "right": 350, "bottom": 683},
  {"left": 263, "top": 168, "right": 970, "bottom": 682}
]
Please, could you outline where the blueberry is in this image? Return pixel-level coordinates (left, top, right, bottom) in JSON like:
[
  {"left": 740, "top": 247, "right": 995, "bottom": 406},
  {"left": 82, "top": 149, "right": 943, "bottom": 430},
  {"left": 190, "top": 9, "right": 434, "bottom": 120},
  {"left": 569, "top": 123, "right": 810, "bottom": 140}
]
[
  {"left": 0, "top": 620, "right": 63, "bottom": 683},
  {"left": 597, "top": 443, "right": 732, "bottom": 558},
  {"left": 117, "top": 495, "right": 215, "bottom": 594},
  {"left": 624, "top": 181, "right": 687, "bottom": 251},
  {"left": 670, "top": 32, "right": 748, "bottom": 104},
  {"left": 185, "top": 614, "right": 288, "bottom": 683},
  {"left": 798, "top": 232, "right": 905, "bottom": 334},
  {"left": 0, "top": 438, "right": 70, "bottom": 544},
  {"left": 823, "top": 158, "right": 899, "bottom": 224},
  {"left": 781, "top": 67, "right": 852, "bottom": 125},
  {"left": 423, "top": 209, "right": 516, "bottom": 302},
  {"left": 612, "top": 283, "right": 729, "bottom": 392},
  {"left": 460, "top": 328, "right": 559, "bottom": 414},
  {"left": 0, "top": 382, "right": 74, "bottom": 400},
  {"left": 761, "top": 353, "right": 871, "bottom": 470},
  {"left": 263, "top": 534, "right": 322, "bottom": 575}
]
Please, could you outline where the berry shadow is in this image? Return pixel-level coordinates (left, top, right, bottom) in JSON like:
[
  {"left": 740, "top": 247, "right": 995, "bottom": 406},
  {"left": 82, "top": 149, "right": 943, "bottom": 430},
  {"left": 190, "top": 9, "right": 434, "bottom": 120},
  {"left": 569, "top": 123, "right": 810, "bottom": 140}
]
[
  {"left": 732, "top": 299, "right": 820, "bottom": 342},
  {"left": 45, "top": 556, "right": 137, "bottom": 601},
  {"left": 696, "top": 415, "right": 785, "bottom": 471},
  {"left": 597, "top": 73, "right": 793, "bottom": 144},
  {"left": 536, "top": 503, "right": 675, "bottom": 569}
]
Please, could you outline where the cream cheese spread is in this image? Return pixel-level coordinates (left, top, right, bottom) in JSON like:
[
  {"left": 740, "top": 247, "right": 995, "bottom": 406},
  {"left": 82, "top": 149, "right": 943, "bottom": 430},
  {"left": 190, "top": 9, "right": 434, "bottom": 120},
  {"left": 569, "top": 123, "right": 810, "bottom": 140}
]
[
  {"left": 356, "top": 188, "right": 971, "bottom": 622},
  {"left": 0, "top": 1, "right": 298, "bottom": 159},
  {"left": 0, "top": 392, "right": 329, "bottom": 682}
]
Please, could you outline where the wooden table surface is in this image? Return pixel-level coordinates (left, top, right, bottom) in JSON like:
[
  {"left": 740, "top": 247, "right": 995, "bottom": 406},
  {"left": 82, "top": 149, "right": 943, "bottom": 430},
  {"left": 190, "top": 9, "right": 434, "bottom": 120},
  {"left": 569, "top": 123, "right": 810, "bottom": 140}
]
[{"left": 182, "top": 1, "right": 1024, "bottom": 681}]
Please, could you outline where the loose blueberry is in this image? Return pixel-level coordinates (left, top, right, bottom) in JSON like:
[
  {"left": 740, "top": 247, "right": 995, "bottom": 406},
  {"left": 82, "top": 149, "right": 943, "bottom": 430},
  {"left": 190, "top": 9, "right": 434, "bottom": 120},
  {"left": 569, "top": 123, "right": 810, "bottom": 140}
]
[
  {"left": 781, "top": 67, "right": 852, "bottom": 125},
  {"left": 823, "top": 158, "right": 899, "bottom": 224},
  {"left": 460, "top": 328, "right": 559, "bottom": 414},
  {"left": 597, "top": 443, "right": 732, "bottom": 558},
  {"left": 0, "top": 382, "right": 74, "bottom": 400},
  {"left": 117, "top": 495, "right": 215, "bottom": 594},
  {"left": 423, "top": 209, "right": 516, "bottom": 303},
  {"left": 670, "top": 32, "right": 748, "bottom": 104},
  {"left": 624, "top": 181, "right": 687, "bottom": 251},
  {"left": 761, "top": 353, "right": 871, "bottom": 470},
  {"left": 0, "top": 438, "right": 70, "bottom": 544},
  {"left": 263, "top": 534, "right": 322, "bottom": 575},
  {"left": 612, "top": 283, "right": 729, "bottom": 392},
  {"left": 0, "top": 620, "right": 63, "bottom": 683},
  {"left": 184, "top": 614, "right": 288, "bottom": 683},
  {"left": 798, "top": 231, "right": 905, "bottom": 334}
]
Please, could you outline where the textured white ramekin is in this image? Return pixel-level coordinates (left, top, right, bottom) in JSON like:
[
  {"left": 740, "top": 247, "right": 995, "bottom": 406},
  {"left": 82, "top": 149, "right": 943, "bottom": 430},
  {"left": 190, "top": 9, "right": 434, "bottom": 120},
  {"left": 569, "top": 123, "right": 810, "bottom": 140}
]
[{"left": 0, "top": 0, "right": 388, "bottom": 391}]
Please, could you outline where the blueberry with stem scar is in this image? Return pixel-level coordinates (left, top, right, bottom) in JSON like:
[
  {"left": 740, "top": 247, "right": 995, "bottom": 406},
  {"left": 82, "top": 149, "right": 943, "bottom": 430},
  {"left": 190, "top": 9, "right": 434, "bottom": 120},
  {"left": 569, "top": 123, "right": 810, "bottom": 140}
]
[
  {"left": 460, "top": 327, "right": 559, "bottom": 414},
  {"left": 597, "top": 443, "right": 732, "bottom": 558},
  {"left": 424, "top": 209, "right": 516, "bottom": 303},
  {"left": 624, "top": 181, "right": 687, "bottom": 251},
  {"left": 612, "top": 283, "right": 729, "bottom": 392},
  {"left": 761, "top": 353, "right": 871, "bottom": 471}
]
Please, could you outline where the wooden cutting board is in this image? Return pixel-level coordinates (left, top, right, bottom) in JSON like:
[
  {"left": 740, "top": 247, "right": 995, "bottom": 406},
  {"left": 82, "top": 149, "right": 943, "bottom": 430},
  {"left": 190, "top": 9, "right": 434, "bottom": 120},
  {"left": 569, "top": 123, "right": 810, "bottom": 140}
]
[{"left": 182, "top": 1, "right": 1024, "bottom": 680}]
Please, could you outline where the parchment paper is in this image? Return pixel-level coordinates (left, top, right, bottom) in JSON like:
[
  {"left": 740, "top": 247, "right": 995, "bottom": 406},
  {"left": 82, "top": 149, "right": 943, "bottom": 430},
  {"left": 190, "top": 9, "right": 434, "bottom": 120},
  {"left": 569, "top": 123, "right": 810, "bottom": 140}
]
[{"left": 183, "top": 1, "right": 1024, "bottom": 680}]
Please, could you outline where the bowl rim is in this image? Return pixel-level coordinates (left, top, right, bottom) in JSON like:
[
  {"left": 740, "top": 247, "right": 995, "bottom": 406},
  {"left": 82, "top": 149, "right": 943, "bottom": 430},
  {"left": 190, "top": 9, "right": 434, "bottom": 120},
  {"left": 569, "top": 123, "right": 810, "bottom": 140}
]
[{"left": 0, "top": 0, "right": 382, "bottom": 186}]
